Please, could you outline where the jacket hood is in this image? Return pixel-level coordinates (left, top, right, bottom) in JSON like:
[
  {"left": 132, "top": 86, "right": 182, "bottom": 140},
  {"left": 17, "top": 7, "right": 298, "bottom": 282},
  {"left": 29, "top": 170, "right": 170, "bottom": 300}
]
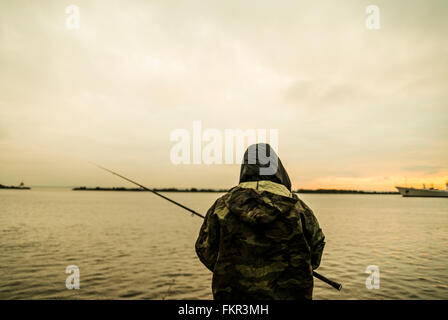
[{"left": 239, "top": 143, "right": 292, "bottom": 191}]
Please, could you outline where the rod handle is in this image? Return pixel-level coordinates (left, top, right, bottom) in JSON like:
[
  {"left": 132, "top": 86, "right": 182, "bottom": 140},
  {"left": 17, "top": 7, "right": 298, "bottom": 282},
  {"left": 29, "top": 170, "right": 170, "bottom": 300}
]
[{"left": 313, "top": 271, "right": 342, "bottom": 291}]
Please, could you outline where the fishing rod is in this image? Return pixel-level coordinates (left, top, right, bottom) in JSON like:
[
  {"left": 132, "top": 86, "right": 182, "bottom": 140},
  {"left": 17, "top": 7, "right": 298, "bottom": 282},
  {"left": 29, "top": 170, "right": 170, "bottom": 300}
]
[
  {"left": 92, "top": 163, "right": 342, "bottom": 291},
  {"left": 90, "top": 163, "right": 204, "bottom": 219}
]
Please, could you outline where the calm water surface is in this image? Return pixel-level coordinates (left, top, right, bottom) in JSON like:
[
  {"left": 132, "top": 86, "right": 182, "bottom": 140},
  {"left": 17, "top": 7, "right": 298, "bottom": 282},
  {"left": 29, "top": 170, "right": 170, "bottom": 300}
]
[{"left": 0, "top": 188, "right": 447, "bottom": 299}]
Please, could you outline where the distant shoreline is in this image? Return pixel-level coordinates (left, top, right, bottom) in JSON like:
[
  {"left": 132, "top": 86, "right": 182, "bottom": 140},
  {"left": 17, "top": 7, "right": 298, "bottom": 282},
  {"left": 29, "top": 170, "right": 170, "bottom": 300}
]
[
  {"left": 294, "top": 189, "right": 398, "bottom": 195},
  {"left": 72, "top": 186, "right": 399, "bottom": 194},
  {"left": 0, "top": 184, "right": 31, "bottom": 190}
]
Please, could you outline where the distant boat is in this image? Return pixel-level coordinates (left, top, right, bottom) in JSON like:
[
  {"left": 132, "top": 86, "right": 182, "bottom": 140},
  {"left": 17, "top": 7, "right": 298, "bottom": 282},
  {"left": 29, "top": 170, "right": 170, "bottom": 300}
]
[{"left": 395, "top": 183, "right": 448, "bottom": 197}]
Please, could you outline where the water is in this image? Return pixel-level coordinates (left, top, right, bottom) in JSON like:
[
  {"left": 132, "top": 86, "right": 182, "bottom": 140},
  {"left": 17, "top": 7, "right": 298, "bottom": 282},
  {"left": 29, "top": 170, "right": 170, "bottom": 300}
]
[{"left": 0, "top": 188, "right": 447, "bottom": 299}]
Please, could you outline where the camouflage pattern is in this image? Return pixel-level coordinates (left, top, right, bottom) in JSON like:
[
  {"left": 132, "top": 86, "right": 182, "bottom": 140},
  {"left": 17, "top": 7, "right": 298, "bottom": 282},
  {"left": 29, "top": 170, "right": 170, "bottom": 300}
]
[{"left": 195, "top": 180, "right": 325, "bottom": 300}]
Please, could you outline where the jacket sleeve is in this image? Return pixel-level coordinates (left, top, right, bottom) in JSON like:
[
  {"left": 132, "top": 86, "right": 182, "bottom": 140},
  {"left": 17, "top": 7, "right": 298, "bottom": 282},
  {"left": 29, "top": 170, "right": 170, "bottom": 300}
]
[
  {"left": 298, "top": 199, "right": 325, "bottom": 270},
  {"left": 195, "top": 200, "right": 220, "bottom": 272}
]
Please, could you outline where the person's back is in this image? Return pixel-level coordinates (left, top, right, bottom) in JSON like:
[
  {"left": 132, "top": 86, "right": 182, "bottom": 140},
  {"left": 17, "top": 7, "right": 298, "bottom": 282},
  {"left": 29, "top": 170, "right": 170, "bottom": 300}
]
[{"left": 195, "top": 143, "right": 325, "bottom": 300}]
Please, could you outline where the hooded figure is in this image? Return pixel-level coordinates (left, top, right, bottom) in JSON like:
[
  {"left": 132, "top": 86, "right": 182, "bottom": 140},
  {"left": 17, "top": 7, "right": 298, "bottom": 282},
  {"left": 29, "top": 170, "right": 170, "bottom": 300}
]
[
  {"left": 195, "top": 143, "right": 325, "bottom": 300},
  {"left": 239, "top": 143, "right": 291, "bottom": 191}
]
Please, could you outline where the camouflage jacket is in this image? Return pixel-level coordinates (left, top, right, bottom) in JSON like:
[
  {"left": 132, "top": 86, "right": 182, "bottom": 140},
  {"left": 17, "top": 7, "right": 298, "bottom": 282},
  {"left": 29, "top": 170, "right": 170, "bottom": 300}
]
[{"left": 195, "top": 180, "right": 325, "bottom": 300}]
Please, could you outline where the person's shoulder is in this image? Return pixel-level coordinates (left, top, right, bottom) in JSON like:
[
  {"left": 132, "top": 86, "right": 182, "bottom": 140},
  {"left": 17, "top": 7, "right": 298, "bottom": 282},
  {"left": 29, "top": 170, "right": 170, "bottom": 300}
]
[
  {"left": 207, "top": 188, "right": 236, "bottom": 219},
  {"left": 292, "top": 194, "right": 311, "bottom": 211},
  {"left": 215, "top": 186, "right": 237, "bottom": 204},
  {"left": 295, "top": 197, "right": 306, "bottom": 208}
]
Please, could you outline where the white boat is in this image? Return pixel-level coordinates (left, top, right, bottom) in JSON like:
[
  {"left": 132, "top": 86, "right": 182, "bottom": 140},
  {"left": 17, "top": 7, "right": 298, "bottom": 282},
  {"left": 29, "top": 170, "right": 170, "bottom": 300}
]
[{"left": 396, "top": 183, "right": 448, "bottom": 197}]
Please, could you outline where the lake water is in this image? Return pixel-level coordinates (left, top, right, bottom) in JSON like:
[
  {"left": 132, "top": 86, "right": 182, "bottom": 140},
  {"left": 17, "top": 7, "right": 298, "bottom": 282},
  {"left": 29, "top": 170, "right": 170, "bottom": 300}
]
[{"left": 0, "top": 188, "right": 447, "bottom": 299}]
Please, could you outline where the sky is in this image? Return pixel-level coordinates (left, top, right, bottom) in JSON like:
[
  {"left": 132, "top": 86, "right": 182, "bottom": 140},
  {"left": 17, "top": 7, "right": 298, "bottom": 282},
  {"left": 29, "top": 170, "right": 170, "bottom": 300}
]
[{"left": 0, "top": 0, "right": 447, "bottom": 191}]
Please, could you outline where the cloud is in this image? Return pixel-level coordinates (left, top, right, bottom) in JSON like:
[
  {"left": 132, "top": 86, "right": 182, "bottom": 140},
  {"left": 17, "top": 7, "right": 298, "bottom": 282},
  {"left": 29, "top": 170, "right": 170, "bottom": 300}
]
[
  {"left": 403, "top": 165, "right": 445, "bottom": 175},
  {"left": 284, "top": 80, "right": 374, "bottom": 109}
]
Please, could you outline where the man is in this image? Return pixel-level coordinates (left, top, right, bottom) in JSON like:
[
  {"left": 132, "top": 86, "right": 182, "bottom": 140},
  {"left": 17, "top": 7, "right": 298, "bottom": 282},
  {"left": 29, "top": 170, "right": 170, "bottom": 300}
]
[{"left": 195, "top": 143, "right": 325, "bottom": 300}]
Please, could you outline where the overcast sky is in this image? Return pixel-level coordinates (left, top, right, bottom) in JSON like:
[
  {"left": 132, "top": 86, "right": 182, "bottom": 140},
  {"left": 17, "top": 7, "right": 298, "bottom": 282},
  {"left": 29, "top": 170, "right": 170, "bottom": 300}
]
[{"left": 0, "top": 0, "right": 447, "bottom": 190}]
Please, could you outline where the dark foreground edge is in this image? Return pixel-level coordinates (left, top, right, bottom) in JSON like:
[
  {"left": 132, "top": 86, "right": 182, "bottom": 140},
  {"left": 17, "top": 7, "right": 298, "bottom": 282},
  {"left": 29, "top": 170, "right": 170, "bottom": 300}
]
[{"left": 1, "top": 300, "right": 445, "bottom": 319}]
